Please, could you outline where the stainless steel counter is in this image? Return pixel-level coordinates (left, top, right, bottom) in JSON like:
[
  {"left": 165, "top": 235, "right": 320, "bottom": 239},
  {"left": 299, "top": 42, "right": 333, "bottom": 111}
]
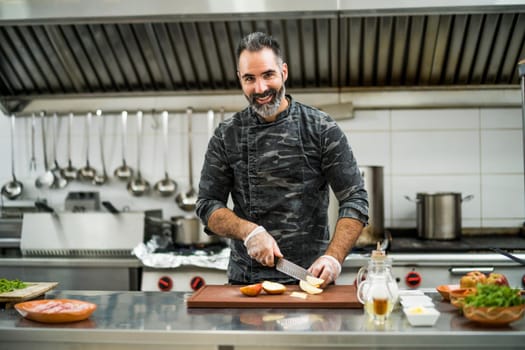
[
  {"left": 0, "top": 258, "right": 142, "bottom": 291},
  {"left": 1, "top": 290, "right": 524, "bottom": 350},
  {"left": 0, "top": 257, "right": 141, "bottom": 268}
]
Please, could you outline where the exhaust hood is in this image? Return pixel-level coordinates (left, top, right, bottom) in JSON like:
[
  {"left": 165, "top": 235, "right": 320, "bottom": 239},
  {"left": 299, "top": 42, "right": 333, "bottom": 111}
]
[{"left": 0, "top": 1, "right": 524, "bottom": 113}]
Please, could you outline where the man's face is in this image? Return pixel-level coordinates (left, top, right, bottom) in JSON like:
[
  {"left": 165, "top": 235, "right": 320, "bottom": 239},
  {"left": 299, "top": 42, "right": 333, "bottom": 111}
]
[{"left": 237, "top": 48, "right": 288, "bottom": 120}]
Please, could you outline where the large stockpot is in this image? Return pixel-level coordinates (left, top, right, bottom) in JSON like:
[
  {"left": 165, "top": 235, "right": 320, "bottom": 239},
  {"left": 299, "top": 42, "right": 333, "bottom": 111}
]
[
  {"left": 171, "top": 216, "right": 219, "bottom": 246},
  {"left": 413, "top": 192, "right": 473, "bottom": 240}
]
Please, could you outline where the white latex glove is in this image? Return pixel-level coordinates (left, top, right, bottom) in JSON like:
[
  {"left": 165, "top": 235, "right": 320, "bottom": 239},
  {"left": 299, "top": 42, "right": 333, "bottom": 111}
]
[
  {"left": 243, "top": 226, "right": 282, "bottom": 267},
  {"left": 308, "top": 255, "right": 342, "bottom": 288}
]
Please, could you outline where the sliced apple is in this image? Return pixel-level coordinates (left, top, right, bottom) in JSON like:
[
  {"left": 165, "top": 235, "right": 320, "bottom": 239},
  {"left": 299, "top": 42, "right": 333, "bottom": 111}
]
[
  {"left": 239, "top": 283, "right": 263, "bottom": 297},
  {"left": 299, "top": 279, "right": 323, "bottom": 295},
  {"left": 290, "top": 291, "right": 308, "bottom": 299},
  {"left": 261, "top": 281, "right": 287, "bottom": 295},
  {"left": 306, "top": 275, "right": 325, "bottom": 288}
]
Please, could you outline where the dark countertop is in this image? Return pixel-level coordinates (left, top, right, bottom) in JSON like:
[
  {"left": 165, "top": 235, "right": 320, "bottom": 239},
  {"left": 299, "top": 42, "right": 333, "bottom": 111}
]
[{"left": 1, "top": 289, "right": 524, "bottom": 350}]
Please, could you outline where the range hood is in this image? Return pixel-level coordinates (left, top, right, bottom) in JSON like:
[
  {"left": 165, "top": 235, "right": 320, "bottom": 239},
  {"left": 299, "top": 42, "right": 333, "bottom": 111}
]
[{"left": 1, "top": 0, "right": 524, "bottom": 113}]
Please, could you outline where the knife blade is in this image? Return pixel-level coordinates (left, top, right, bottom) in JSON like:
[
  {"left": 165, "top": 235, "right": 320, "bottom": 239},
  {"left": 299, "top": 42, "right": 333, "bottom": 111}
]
[{"left": 275, "top": 258, "right": 312, "bottom": 281}]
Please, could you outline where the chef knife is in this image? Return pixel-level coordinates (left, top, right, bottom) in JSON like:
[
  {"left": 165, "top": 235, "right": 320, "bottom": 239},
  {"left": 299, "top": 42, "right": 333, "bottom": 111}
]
[{"left": 275, "top": 257, "right": 313, "bottom": 281}]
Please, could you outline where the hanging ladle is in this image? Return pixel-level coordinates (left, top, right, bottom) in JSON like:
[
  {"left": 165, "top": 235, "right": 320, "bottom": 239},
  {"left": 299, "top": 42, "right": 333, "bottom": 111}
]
[
  {"left": 1, "top": 114, "right": 24, "bottom": 200},
  {"left": 93, "top": 110, "right": 109, "bottom": 185},
  {"left": 153, "top": 111, "right": 177, "bottom": 197},
  {"left": 29, "top": 113, "right": 37, "bottom": 174},
  {"left": 175, "top": 107, "right": 198, "bottom": 211},
  {"left": 50, "top": 113, "right": 68, "bottom": 189},
  {"left": 114, "top": 110, "right": 133, "bottom": 180},
  {"left": 127, "top": 111, "right": 150, "bottom": 196},
  {"left": 61, "top": 112, "right": 78, "bottom": 180},
  {"left": 77, "top": 112, "right": 97, "bottom": 181},
  {"left": 35, "top": 111, "right": 56, "bottom": 189}
]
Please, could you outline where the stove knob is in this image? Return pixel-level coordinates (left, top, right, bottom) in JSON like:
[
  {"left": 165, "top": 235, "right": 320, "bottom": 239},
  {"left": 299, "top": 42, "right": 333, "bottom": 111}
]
[
  {"left": 190, "top": 276, "right": 205, "bottom": 291},
  {"left": 157, "top": 276, "right": 173, "bottom": 292},
  {"left": 405, "top": 271, "right": 422, "bottom": 288}
]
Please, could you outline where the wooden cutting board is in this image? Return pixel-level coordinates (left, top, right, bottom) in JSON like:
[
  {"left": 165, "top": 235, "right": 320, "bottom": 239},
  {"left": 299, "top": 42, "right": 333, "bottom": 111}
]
[
  {"left": 187, "top": 284, "right": 362, "bottom": 309},
  {"left": 0, "top": 282, "right": 58, "bottom": 303}
]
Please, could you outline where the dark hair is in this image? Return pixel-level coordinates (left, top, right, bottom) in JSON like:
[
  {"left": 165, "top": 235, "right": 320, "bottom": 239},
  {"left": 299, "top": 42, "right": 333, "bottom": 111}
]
[{"left": 236, "top": 32, "right": 283, "bottom": 65}]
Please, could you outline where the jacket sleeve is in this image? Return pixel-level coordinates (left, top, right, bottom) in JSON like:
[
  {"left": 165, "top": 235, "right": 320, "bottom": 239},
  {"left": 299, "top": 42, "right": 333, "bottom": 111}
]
[
  {"left": 195, "top": 126, "right": 233, "bottom": 226},
  {"left": 320, "top": 117, "right": 369, "bottom": 225}
]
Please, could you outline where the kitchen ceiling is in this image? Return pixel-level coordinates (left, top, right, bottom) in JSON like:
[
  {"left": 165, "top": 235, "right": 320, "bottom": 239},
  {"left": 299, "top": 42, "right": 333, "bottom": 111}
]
[{"left": 0, "top": 1, "right": 524, "bottom": 113}]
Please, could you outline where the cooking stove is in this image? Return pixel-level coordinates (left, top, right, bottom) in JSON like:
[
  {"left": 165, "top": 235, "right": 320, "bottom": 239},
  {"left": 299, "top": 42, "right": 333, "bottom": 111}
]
[
  {"left": 339, "top": 230, "right": 525, "bottom": 290},
  {"left": 388, "top": 233, "right": 525, "bottom": 253},
  {"left": 140, "top": 230, "right": 525, "bottom": 292},
  {"left": 140, "top": 241, "right": 229, "bottom": 292}
]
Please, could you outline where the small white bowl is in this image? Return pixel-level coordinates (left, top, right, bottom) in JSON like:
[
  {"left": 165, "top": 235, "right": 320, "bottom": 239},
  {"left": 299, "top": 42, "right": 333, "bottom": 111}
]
[
  {"left": 400, "top": 295, "right": 434, "bottom": 308},
  {"left": 404, "top": 306, "right": 440, "bottom": 327}
]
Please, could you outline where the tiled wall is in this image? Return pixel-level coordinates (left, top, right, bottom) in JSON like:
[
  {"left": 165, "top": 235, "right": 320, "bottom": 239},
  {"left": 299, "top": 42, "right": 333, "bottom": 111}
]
[
  {"left": 0, "top": 106, "right": 523, "bottom": 229},
  {"left": 339, "top": 107, "right": 524, "bottom": 229}
]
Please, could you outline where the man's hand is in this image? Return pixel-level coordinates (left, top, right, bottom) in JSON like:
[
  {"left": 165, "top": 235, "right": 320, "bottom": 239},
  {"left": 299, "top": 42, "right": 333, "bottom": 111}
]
[
  {"left": 243, "top": 226, "right": 283, "bottom": 267},
  {"left": 308, "top": 255, "right": 342, "bottom": 288}
]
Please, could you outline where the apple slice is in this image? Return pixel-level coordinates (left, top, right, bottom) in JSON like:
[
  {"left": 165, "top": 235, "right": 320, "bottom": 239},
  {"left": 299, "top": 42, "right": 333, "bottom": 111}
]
[
  {"left": 262, "top": 281, "right": 287, "bottom": 295},
  {"left": 239, "top": 283, "right": 263, "bottom": 297},
  {"left": 299, "top": 280, "right": 323, "bottom": 295},
  {"left": 306, "top": 275, "right": 325, "bottom": 288}
]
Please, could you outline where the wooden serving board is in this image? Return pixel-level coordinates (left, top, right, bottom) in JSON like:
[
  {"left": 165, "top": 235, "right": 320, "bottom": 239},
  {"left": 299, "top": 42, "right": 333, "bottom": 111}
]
[
  {"left": 0, "top": 282, "right": 58, "bottom": 303},
  {"left": 187, "top": 284, "right": 362, "bottom": 309}
]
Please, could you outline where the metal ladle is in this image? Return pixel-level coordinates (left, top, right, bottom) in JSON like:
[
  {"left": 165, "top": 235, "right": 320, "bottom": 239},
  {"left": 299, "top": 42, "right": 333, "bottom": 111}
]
[
  {"left": 50, "top": 113, "right": 68, "bottom": 189},
  {"left": 61, "top": 112, "right": 78, "bottom": 180},
  {"left": 127, "top": 111, "right": 150, "bottom": 196},
  {"left": 77, "top": 112, "right": 97, "bottom": 181},
  {"left": 29, "top": 113, "right": 37, "bottom": 174},
  {"left": 35, "top": 112, "right": 56, "bottom": 189},
  {"left": 1, "top": 114, "right": 24, "bottom": 200},
  {"left": 176, "top": 108, "right": 198, "bottom": 211},
  {"left": 114, "top": 111, "right": 133, "bottom": 180},
  {"left": 93, "top": 110, "right": 109, "bottom": 185},
  {"left": 153, "top": 111, "right": 177, "bottom": 197}
]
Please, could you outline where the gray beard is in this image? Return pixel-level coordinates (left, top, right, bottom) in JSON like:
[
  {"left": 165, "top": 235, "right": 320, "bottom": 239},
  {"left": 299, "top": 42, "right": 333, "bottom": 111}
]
[{"left": 248, "top": 85, "right": 286, "bottom": 120}]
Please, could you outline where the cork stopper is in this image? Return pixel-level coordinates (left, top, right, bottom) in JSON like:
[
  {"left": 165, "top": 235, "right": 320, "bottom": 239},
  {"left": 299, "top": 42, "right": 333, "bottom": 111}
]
[{"left": 371, "top": 241, "right": 386, "bottom": 260}]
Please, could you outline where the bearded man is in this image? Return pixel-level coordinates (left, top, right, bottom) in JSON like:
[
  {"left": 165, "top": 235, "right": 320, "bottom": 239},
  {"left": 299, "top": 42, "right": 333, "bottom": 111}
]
[{"left": 196, "top": 32, "right": 368, "bottom": 288}]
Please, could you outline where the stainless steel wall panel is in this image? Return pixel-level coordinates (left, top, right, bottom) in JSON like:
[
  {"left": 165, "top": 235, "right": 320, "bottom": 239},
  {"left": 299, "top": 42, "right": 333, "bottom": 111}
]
[
  {"left": 456, "top": 15, "right": 483, "bottom": 84},
  {"left": 89, "top": 24, "right": 127, "bottom": 92},
  {"left": 1, "top": 9, "right": 524, "bottom": 102},
  {"left": 376, "top": 17, "right": 394, "bottom": 86},
  {"left": 499, "top": 14, "right": 525, "bottom": 84},
  {"left": 404, "top": 16, "right": 425, "bottom": 86},
  {"left": 118, "top": 24, "right": 153, "bottom": 91},
  {"left": 442, "top": 15, "right": 469, "bottom": 85},
  {"left": 0, "top": 27, "right": 36, "bottom": 94},
  {"left": 485, "top": 13, "right": 517, "bottom": 84},
  {"left": 390, "top": 16, "right": 410, "bottom": 86},
  {"left": 470, "top": 14, "right": 500, "bottom": 84},
  {"left": 103, "top": 24, "right": 139, "bottom": 91}
]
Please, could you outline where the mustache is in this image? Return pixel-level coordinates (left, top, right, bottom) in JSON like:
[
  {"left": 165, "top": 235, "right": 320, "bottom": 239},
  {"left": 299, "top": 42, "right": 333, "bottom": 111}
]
[{"left": 250, "top": 89, "right": 277, "bottom": 103}]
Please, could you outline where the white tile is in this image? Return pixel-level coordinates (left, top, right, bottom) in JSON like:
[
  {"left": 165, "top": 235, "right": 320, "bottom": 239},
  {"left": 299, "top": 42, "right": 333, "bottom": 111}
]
[
  {"left": 338, "top": 109, "right": 390, "bottom": 131},
  {"left": 481, "top": 130, "right": 523, "bottom": 173},
  {"left": 391, "top": 109, "right": 479, "bottom": 130},
  {"left": 480, "top": 108, "right": 522, "bottom": 129},
  {"left": 481, "top": 174, "right": 524, "bottom": 219},
  {"left": 481, "top": 219, "right": 524, "bottom": 227},
  {"left": 392, "top": 131, "right": 480, "bottom": 174},
  {"left": 347, "top": 131, "right": 391, "bottom": 173}
]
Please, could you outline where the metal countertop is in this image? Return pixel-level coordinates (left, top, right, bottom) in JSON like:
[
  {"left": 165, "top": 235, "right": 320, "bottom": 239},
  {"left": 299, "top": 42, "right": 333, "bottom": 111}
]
[
  {"left": 1, "top": 252, "right": 523, "bottom": 269},
  {"left": 1, "top": 290, "right": 524, "bottom": 350},
  {"left": 0, "top": 257, "right": 142, "bottom": 268}
]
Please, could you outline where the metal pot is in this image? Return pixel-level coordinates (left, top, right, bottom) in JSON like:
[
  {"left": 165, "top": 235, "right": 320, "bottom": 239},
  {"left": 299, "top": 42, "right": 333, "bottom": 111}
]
[
  {"left": 413, "top": 192, "right": 473, "bottom": 240},
  {"left": 171, "top": 216, "right": 219, "bottom": 246}
]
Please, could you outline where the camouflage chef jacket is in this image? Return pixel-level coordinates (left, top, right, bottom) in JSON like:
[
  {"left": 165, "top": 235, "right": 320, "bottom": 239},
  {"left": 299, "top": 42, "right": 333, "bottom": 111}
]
[{"left": 196, "top": 95, "right": 368, "bottom": 284}]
